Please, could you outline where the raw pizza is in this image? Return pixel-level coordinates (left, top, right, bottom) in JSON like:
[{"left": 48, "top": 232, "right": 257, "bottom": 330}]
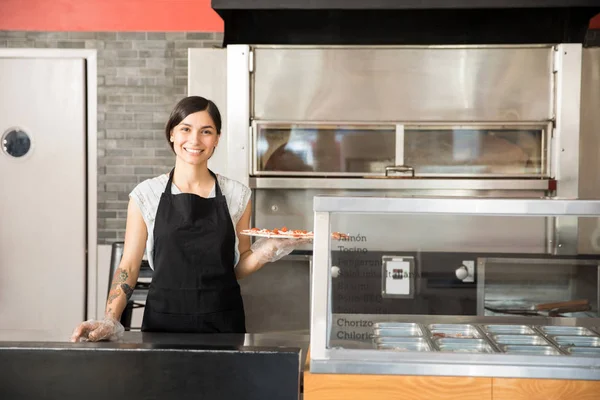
[{"left": 241, "top": 227, "right": 349, "bottom": 240}]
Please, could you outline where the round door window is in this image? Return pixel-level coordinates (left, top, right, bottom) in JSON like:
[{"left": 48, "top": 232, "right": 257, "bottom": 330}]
[{"left": 2, "top": 128, "right": 31, "bottom": 158}]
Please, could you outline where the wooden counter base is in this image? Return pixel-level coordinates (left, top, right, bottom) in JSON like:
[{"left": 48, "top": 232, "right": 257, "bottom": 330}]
[
  {"left": 304, "top": 353, "right": 600, "bottom": 400},
  {"left": 304, "top": 370, "right": 600, "bottom": 400}
]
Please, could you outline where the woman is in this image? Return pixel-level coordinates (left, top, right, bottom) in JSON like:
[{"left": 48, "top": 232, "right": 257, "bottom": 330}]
[{"left": 71, "top": 96, "right": 302, "bottom": 341}]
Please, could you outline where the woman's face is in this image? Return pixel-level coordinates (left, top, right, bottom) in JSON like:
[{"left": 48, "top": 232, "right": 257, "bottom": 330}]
[{"left": 170, "top": 110, "right": 219, "bottom": 166}]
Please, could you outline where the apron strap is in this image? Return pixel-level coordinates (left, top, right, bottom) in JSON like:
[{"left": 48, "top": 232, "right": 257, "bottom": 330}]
[
  {"left": 209, "top": 170, "right": 223, "bottom": 197},
  {"left": 165, "top": 168, "right": 175, "bottom": 195},
  {"left": 165, "top": 168, "right": 223, "bottom": 197}
]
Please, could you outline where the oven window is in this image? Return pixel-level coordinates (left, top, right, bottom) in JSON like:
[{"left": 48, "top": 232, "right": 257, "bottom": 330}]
[
  {"left": 404, "top": 127, "right": 545, "bottom": 176},
  {"left": 255, "top": 124, "right": 396, "bottom": 175}
]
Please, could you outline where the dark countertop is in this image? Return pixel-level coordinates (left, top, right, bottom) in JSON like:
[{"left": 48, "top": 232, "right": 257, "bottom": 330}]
[
  {"left": 0, "top": 330, "right": 310, "bottom": 400},
  {"left": 0, "top": 329, "right": 310, "bottom": 368}
]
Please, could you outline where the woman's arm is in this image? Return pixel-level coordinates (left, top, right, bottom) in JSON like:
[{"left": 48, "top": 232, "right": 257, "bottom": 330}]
[
  {"left": 233, "top": 200, "right": 306, "bottom": 279},
  {"left": 70, "top": 199, "right": 147, "bottom": 341},
  {"left": 105, "top": 199, "right": 148, "bottom": 320},
  {"left": 234, "top": 201, "right": 263, "bottom": 279}
]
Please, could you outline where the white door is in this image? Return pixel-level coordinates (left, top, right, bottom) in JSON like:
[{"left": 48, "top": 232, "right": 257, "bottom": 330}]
[{"left": 0, "top": 57, "right": 87, "bottom": 339}]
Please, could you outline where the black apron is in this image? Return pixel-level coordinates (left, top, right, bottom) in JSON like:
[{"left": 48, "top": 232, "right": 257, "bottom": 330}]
[{"left": 141, "top": 169, "right": 246, "bottom": 333}]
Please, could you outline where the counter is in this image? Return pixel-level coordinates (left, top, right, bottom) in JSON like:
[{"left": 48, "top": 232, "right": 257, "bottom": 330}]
[
  {"left": 303, "top": 315, "right": 600, "bottom": 400},
  {"left": 0, "top": 330, "right": 309, "bottom": 400}
]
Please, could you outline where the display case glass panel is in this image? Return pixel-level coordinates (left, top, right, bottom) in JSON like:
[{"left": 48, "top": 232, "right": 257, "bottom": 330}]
[{"left": 310, "top": 196, "right": 600, "bottom": 379}]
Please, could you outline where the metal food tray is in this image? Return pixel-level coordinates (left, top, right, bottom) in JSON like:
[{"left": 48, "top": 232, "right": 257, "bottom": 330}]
[
  {"left": 375, "top": 336, "right": 427, "bottom": 345},
  {"left": 481, "top": 324, "right": 535, "bottom": 335},
  {"left": 376, "top": 337, "right": 432, "bottom": 352},
  {"left": 565, "top": 347, "right": 600, "bottom": 357},
  {"left": 374, "top": 322, "right": 422, "bottom": 330},
  {"left": 427, "top": 324, "right": 482, "bottom": 339},
  {"left": 435, "top": 338, "right": 495, "bottom": 353},
  {"left": 553, "top": 336, "right": 600, "bottom": 347},
  {"left": 537, "top": 326, "right": 597, "bottom": 336},
  {"left": 373, "top": 323, "right": 423, "bottom": 337},
  {"left": 501, "top": 345, "right": 562, "bottom": 355},
  {"left": 491, "top": 334, "right": 549, "bottom": 346},
  {"left": 371, "top": 322, "right": 600, "bottom": 356}
]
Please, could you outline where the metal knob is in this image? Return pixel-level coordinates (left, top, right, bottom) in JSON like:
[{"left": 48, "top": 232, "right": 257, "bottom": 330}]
[
  {"left": 331, "top": 266, "right": 341, "bottom": 278},
  {"left": 455, "top": 266, "right": 469, "bottom": 281}
]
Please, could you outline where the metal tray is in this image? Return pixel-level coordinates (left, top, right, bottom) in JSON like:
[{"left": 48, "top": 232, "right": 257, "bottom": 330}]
[
  {"left": 565, "top": 347, "right": 600, "bottom": 357},
  {"left": 491, "top": 334, "right": 549, "bottom": 346},
  {"left": 553, "top": 336, "right": 600, "bottom": 347},
  {"left": 374, "top": 322, "right": 422, "bottom": 330},
  {"left": 482, "top": 325, "right": 535, "bottom": 335},
  {"left": 501, "top": 345, "right": 562, "bottom": 355},
  {"left": 375, "top": 336, "right": 428, "bottom": 345},
  {"left": 376, "top": 337, "right": 432, "bottom": 352},
  {"left": 537, "top": 326, "right": 596, "bottom": 336},
  {"left": 436, "top": 338, "right": 495, "bottom": 353},
  {"left": 428, "top": 324, "right": 481, "bottom": 339},
  {"left": 373, "top": 324, "right": 423, "bottom": 337}
]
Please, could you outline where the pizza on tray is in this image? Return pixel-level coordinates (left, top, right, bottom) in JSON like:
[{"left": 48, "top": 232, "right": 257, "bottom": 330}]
[{"left": 240, "top": 227, "right": 349, "bottom": 240}]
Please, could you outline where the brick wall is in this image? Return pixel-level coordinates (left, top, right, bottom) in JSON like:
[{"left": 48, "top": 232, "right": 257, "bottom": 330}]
[
  {"left": 0, "top": 30, "right": 222, "bottom": 243},
  {"left": 0, "top": 29, "right": 598, "bottom": 244}
]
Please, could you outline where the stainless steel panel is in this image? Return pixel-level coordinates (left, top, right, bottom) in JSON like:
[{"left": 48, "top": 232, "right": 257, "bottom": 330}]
[
  {"left": 0, "top": 57, "right": 87, "bottom": 337},
  {"left": 312, "top": 196, "right": 600, "bottom": 215},
  {"left": 553, "top": 44, "right": 584, "bottom": 254},
  {"left": 226, "top": 45, "right": 251, "bottom": 186},
  {"left": 253, "top": 46, "right": 554, "bottom": 122},
  {"left": 254, "top": 189, "right": 548, "bottom": 253},
  {"left": 310, "top": 210, "right": 331, "bottom": 361},
  {"left": 188, "top": 48, "right": 228, "bottom": 176},
  {"left": 250, "top": 177, "right": 551, "bottom": 191},
  {"left": 577, "top": 49, "right": 600, "bottom": 256}
]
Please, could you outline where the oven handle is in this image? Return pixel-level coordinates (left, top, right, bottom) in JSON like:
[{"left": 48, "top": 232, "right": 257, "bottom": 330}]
[{"left": 385, "top": 165, "right": 415, "bottom": 177}]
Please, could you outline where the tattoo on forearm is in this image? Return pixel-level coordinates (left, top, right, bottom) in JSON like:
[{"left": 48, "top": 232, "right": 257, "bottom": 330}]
[
  {"left": 120, "top": 283, "right": 134, "bottom": 301},
  {"left": 107, "top": 268, "right": 131, "bottom": 305}
]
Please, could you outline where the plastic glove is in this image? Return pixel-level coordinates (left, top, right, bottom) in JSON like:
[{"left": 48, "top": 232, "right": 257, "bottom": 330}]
[
  {"left": 70, "top": 318, "right": 125, "bottom": 342},
  {"left": 251, "top": 237, "right": 310, "bottom": 264}
]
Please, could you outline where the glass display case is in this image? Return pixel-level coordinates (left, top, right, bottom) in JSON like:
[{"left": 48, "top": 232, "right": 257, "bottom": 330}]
[{"left": 309, "top": 196, "right": 600, "bottom": 380}]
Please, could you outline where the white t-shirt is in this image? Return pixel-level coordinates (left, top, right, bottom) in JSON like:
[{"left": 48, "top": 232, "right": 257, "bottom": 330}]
[{"left": 129, "top": 173, "right": 252, "bottom": 270}]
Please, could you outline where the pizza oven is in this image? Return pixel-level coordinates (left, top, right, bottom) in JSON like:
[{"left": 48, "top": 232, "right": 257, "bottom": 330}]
[{"left": 186, "top": 1, "right": 600, "bottom": 332}]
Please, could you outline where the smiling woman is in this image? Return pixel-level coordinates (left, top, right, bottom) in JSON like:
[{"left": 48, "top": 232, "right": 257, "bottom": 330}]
[
  {"left": 165, "top": 97, "right": 222, "bottom": 170},
  {"left": 71, "top": 96, "right": 306, "bottom": 341}
]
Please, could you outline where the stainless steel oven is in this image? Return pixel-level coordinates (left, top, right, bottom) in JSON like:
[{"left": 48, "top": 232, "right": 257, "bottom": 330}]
[
  {"left": 218, "top": 44, "right": 589, "bottom": 256},
  {"left": 189, "top": 1, "right": 600, "bottom": 332}
]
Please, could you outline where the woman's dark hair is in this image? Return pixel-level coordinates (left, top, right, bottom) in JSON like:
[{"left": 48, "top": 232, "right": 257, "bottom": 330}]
[{"left": 165, "top": 96, "right": 222, "bottom": 152}]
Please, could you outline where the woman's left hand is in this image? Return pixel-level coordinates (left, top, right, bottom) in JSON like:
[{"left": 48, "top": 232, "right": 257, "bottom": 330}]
[{"left": 250, "top": 237, "right": 310, "bottom": 264}]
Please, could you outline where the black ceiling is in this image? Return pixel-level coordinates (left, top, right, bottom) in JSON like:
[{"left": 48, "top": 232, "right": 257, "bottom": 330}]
[{"left": 211, "top": 0, "right": 600, "bottom": 46}]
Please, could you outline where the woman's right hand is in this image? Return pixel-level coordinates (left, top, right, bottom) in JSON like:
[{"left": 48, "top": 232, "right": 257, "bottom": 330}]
[
  {"left": 70, "top": 318, "right": 125, "bottom": 342},
  {"left": 250, "top": 237, "right": 311, "bottom": 264}
]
